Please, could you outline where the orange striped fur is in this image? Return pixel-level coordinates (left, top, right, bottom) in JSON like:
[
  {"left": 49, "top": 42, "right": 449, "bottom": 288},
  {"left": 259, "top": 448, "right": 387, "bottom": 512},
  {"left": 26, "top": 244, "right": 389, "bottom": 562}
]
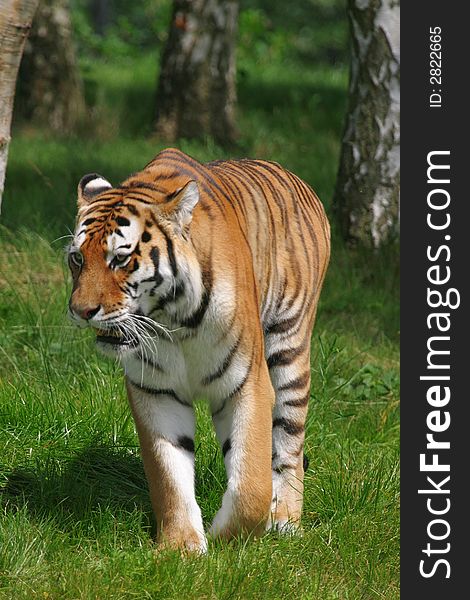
[{"left": 68, "top": 148, "right": 330, "bottom": 551}]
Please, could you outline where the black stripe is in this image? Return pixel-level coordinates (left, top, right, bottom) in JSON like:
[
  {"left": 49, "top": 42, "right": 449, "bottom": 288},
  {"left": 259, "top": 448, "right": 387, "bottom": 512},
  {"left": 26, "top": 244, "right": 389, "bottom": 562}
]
[
  {"left": 283, "top": 392, "right": 310, "bottom": 407},
  {"left": 147, "top": 169, "right": 180, "bottom": 180},
  {"left": 202, "top": 333, "right": 242, "bottom": 385},
  {"left": 124, "top": 197, "right": 156, "bottom": 207},
  {"left": 162, "top": 230, "right": 178, "bottom": 276},
  {"left": 127, "top": 380, "right": 189, "bottom": 406},
  {"left": 265, "top": 311, "right": 302, "bottom": 336},
  {"left": 278, "top": 372, "right": 310, "bottom": 392},
  {"left": 212, "top": 367, "right": 251, "bottom": 417},
  {"left": 90, "top": 209, "right": 111, "bottom": 216},
  {"left": 275, "top": 278, "right": 289, "bottom": 312},
  {"left": 149, "top": 247, "right": 163, "bottom": 286},
  {"left": 124, "top": 196, "right": 154, "bottom": 206},
  {"left": 155, "top": 281, "right": 185, "bottom": 309},
  {"left": 89, "top": 193, "right": 119, "bottom": 203},
  {"left": 180, "top": 267, "right": 212, "bottom": 328},
  {"left": 267, "top": 347, "right": 303, "bottom": 369},
  {"left": 242, "top": 162, "right": 288, "bottom": 226},
  {"left": 222, "top": 438, "right": 231, "bottom": 456},
  {"left": 87, "top": 192, "right": 121, "bottom": 205},
  {"left": 124, "top": 180, "right": 166, "bottom": 193},
  {"left": 165, "top": 187, "right": 183, "bottom": 202},
  {"left": 272, "top": 417, "right": 304, "bottom": 436},
  {"left": 273, "top": 463, "right": 296, "bottom": 474},
  {"left": 177, "top": 436, "right": 195, "bottom": 453},
  {"left": 216, "top": 165, "right": 257, "bottom": 220},
  {"left": 289, "top": 171, "right": 323, "bottom": 216},
  {"left": 126, "top": 205, "right": 140, "bottom": 216},
  {"left": 215, "top": 170, "right": 248, "bottom": 221},
  {"left": 155, "top": 153, "right": 228, "bottom": 212},
  {"left": 82, "top": 217, "right": 96, "bottom": 226},
  {"left": 149, "top": 217, "right": 179, "bottom": 277}
]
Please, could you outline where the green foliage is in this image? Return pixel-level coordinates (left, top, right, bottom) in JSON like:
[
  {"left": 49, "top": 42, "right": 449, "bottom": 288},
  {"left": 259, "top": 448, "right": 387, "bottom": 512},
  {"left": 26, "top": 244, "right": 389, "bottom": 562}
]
[
  {"left": 71, "top": 0, "right": 172, "bottom": 59},
  {"left": 69, "top": 1, "right": 348, "bottom": 67},
  {"left": 239, "top": 1, "right": 348, "bottom": 66}
]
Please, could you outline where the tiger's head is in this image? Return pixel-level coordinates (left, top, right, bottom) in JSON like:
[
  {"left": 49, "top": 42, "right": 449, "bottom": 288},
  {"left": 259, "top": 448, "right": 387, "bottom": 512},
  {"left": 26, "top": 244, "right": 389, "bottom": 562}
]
[{"left": 67, "top": 172, "right": 204, "bottom": 356}]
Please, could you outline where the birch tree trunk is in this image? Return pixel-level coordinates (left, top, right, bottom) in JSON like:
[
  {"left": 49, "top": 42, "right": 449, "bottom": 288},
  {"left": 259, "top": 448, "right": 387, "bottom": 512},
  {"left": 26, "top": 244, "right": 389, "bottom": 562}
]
[
  {"left": 154, "top": 0, "right": 239, "bottom": 145},
  {"left": 0, "top": 0, "right": 39, "bottom": 213},
  {"left": 333, "top": 0, "right": 400, "bottom": 247},
  {"left": 16, "top": 0, "right": 86, "bottom": 133}
]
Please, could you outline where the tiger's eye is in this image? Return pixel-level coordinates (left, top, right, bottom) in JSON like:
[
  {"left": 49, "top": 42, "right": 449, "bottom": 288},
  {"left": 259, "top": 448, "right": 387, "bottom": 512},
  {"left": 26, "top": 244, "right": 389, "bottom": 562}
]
[{"left": 69, "top": 251, "right": 83, "bottom": 267}]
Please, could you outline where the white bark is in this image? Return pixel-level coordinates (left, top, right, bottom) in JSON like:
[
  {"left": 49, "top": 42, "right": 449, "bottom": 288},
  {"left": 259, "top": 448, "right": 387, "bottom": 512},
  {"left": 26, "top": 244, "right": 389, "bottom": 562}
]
[
  {"left": 0, "top": 0, "right": 39, "bottom": 213},
  {"left": 333, "top": 0, "right": 400, "bottom": 247},
  {"left": 18, "top": 0, "right": 86, "bottom": 132},
  {"left": 154, "top": 0, "right": 239, "bottom": 144}
]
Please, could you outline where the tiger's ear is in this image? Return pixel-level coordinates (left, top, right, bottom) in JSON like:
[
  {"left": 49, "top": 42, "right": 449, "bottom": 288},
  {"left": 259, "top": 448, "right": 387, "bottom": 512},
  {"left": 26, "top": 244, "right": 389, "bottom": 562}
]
[
  {"left": 162, "top": 180, "right": 199, "bottom": 234},
  {"left": 77, "top": 173, "right": 113, "bottom": 207}
]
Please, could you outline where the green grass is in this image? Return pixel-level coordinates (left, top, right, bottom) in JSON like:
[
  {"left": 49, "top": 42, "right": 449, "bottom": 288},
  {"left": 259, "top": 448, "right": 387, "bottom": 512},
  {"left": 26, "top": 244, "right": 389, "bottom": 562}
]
[
  {"left": 0, "top": 8, "right": 399, "bottom": 597},
  {"left": 0, "top": 230, "right": 399, "bottom": 599}
]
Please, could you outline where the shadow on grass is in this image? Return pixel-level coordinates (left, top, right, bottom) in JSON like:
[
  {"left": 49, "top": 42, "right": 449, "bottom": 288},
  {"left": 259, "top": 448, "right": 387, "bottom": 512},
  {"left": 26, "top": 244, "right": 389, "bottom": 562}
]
[
  {"left": 0, "top": 442, "right": 225, "bottom": 536},
  {"left": 0, "top": 444, "right": 153, "bottom": 532}
]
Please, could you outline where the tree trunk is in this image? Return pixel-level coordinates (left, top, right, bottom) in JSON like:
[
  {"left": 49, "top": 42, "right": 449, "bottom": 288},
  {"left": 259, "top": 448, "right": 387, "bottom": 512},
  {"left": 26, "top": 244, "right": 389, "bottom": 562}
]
[
  {"left": 333, "top": 0, "right": 400, "bottom": 247},
  {"left": 154, "top": 0, "right": 239, "bottom": 145},
  {"left": 16, "top": 0, "right": 86, "bottom": 133},
  {"left": 90, "top": 0, "right": 111, "bottom": 36},
  {"left": 0, "top": 0, "right": 39, "bottom": 213}
]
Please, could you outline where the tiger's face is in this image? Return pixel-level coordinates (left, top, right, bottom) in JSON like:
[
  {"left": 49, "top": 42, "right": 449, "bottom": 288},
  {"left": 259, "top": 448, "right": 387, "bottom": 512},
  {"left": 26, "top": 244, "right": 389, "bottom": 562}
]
[{"left": 68, "top": 173, "right": 202, "bottom": 357}]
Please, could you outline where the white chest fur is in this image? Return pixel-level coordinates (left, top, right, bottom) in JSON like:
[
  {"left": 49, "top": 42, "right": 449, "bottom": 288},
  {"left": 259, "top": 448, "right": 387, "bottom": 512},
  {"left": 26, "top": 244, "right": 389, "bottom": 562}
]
[{"left": 121, "top": 321, "right": 248, "bottom": 411}]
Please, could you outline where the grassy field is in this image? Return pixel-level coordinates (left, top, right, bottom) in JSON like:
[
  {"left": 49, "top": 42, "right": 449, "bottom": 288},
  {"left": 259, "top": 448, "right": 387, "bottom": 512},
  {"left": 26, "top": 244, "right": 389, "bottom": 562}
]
[{"left": 0, "top": 5, "right": 399, "bottom": 598}]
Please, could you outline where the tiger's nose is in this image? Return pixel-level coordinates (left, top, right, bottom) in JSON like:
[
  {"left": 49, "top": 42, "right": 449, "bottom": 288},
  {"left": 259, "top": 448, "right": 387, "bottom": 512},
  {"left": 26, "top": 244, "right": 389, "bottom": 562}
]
[{"left": 72, "top": 304, "right": 101, "bottom": 320}]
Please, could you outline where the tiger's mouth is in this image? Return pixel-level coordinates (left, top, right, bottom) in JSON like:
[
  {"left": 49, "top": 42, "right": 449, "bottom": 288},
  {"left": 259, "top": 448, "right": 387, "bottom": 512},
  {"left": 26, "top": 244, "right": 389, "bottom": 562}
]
[{"left": 95, "top": 328, "right": 137, "bottom": 347}]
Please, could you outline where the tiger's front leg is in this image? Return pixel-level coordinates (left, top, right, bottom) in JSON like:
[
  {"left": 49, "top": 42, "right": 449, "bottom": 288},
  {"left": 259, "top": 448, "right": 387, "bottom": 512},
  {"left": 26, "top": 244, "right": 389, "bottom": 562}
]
[
  {"left": 209, "top": 362, "right": 274, "bottom": 539},
  {"left": 126, "top": 381, "right": 207, "bottom": 553}
]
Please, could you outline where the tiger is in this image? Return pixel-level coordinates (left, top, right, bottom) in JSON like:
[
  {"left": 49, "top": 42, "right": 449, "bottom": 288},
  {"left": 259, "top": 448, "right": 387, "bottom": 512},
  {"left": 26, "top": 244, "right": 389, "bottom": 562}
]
[{"left": 68, "top": 147, "right": 330, "bottom": 552}]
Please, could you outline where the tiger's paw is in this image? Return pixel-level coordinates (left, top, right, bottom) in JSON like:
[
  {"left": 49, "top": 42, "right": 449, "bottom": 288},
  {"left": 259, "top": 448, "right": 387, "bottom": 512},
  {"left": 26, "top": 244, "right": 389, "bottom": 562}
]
[
  {"left": 208, "top": 491, "right": 236, "bottom": 539},
  {"left": 209, "top": 488, "right": 271, "bottom": 539},
  {"left": 265, "top": 518, "right": 301, "bottom": 535},
  {"left": 156, "top": 528, "right": 208, "bottom": 554}
]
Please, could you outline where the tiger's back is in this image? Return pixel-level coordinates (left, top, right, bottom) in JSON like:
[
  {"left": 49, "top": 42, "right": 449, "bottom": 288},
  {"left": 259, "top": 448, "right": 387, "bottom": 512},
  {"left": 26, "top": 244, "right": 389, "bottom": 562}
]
[
  {"left": 207, "top": 156, "right": 330, "bottom": 330},
  {"left": 68, "top": 148, "right": 330, "bottom": 551},
  {"left": 141, "top": 149, "right": 330, "bottom": 341}
]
